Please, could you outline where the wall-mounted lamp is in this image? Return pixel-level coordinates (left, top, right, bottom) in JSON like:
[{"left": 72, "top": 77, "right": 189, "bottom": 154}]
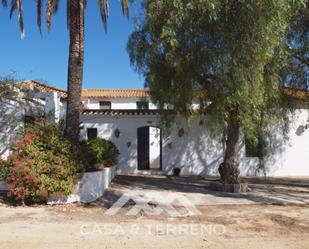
[
  {"left": 114, "top": 128, "right": 120, "bottom": 138},
  {"left": 178, "top": 128, "right": 184, "bottom": 137},
  {"left": 127, "top": 142, "right": 131, "bottom": 148},
  {"left": 305, "top": 119, "right": 309, "bottom": 129},
  {"left": 79, "top": 122, "right": 84, "bottom": 130}
]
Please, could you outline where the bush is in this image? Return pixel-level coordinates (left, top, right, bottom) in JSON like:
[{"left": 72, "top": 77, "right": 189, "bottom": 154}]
[
  {"left": 4, "top": 118, "right": 84, "bottom": 202},
  {"left": 0, "top": 159, "right": 11, "bottom": 182},
  {"left": 87, "top": 138, "right": 119, "bottom": 169},
  {"left": 74, "top": 141, "right": 96, "bottom": 172}
]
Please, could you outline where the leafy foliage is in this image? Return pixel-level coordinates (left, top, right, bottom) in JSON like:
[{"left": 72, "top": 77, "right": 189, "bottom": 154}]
[
  {"left": 0, "top": 76, "right": 18, "bottom": 101},
  {"left": 284, "top": 1, "right": 309, "bottom": 88},
  {"left": 73, "top": 140, "right": 97, "bottom": 172},
  {"left": 3, "top": 118, "right": 84, "bottom": 201},
  {"left": 0, "top": 159, "right": 11, "bottom": 182},
  {"left": 87, "top": 138, "right": 119, "bottom": 168},
  {"left": 245, "top": 134, "right": 267, "bottom": 158},
  {"left": 128, "top": 0, "right": 307, "bottom": 147},
  {"left": 1, "top": 0, "right": 131, "bottom": 35},
  {"left": 128, "top": 0, "right": 307, "bottom": 182}
]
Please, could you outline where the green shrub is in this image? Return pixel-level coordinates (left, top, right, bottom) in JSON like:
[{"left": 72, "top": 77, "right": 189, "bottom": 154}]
[
  {"left": 74, "top": 141, "right": 96, "bottom": 172},
  {"left": 5, "top": 118, "right": 84, "bottom": 202},
  {"left": 0, "top": 159, "right": 11, "bottom": 182},
  {"left": 87, "top": 138, "right": 119, "bottom": 169}
]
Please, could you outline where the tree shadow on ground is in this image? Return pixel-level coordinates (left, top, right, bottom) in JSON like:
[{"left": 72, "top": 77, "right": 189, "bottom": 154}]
[{"left": 97, "top": 175, "right": 309, "bottom": 207}]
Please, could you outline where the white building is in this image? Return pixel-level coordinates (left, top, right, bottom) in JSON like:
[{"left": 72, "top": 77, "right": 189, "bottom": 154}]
[
  {"left": 0, "top": 81, "right": 48, "bottom": 159},
  {"left": 1, "top": 80, "right": 309, "bottom": 177}
]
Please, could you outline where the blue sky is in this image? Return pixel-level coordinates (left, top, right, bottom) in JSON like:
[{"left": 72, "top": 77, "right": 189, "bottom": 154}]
[{"left": 0, "top": 0, "right": 144, "bottom": 90}]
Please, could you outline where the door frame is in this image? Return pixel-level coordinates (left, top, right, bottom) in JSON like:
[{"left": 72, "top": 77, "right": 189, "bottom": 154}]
[{"left": 137, "top": 126, "right": 162, "bottom": 170}]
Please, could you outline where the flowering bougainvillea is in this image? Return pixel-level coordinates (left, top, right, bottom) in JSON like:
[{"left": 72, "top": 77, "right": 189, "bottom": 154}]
[{"left": 3, "top": 118, "right": 84, "bottom": 202}]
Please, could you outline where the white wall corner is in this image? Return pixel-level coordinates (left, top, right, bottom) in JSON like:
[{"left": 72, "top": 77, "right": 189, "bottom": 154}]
[{"left": 44, "top": 92, "right": 60, "bottom": 123}]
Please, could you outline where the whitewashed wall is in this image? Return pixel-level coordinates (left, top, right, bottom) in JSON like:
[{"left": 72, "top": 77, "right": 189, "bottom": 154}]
[
  {"left": 81, "top": 109, "right": 309, "bottom": 177},
  {"left": 59, "top": 100, "right": 67, "bottom": 120},
  {"left": 80, "top": 115, "right": 161, "bottom": 174},
  {"left": 149, "top": 127, "right": 161, "bottom": 169},
  {"left": 161, "top": 117, "right": 225, "bottom": 176},
  {"left": 48, "top": 165, "right": 117, "bottom": 204},
  {"left": 80, "top": 115, "right": 225, "bottom": 176},
  {"left": 0, "top": 93, "right": 45, "bottom": 160},
  {"left": 0, "top": 99, "right": 24, "bottom": 160},
  {"left": 39, "top": 93, "right": 309, "bottom": 176},
  {"left": 275, "top": 109, "right": 309, "bottom": 176},
  {"left": 237, "top": 109, "right": 309, "bottom": 176},
  {"left": 82, "top": 98, "right": 157, "bottom": 110}
]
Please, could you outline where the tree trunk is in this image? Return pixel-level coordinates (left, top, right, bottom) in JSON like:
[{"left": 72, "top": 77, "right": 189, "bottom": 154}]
[
  {"left": 65, "top": 0, "right": 85, "bottom": 144},
  {"left": 221, "top": 109, "right": 241, "bottom": 184}
]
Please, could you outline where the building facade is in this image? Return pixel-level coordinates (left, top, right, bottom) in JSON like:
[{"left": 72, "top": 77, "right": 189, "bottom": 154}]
[{"left": 2, "top": 80, "right": 309, "bottom": 177}]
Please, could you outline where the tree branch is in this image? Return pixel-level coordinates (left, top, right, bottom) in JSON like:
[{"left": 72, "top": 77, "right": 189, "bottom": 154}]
[{"left": 292, "top": 54, "right": 309, "bottom": 67}]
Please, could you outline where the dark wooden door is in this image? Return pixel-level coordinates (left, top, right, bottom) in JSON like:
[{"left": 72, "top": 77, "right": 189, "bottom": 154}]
[{"left": 137, "top": 126, "right": 150, "bottom": 170}]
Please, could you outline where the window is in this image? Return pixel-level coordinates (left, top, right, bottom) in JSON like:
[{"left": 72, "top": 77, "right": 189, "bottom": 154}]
[
  {"left": 87, "top": 128, "right": 97, "bottom": 140},
  {"left": 99, "top": 101, "right": 111, "bottom": 110},
  {"left": 136, "top": 101, "right": 149, "bottom": 110}
]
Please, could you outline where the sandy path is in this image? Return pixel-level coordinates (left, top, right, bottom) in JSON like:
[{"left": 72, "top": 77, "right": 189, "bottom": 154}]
[{"left": 0, "top": 203, "right": 309, "bottom": 249}]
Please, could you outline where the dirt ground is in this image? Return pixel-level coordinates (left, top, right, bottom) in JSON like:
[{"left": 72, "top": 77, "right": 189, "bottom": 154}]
[
  {"left": 1, "top": 176, "right": 309, "bottom": 249},
  {"left": 0, "top": 203, "right": 309, "bottom": 249}
]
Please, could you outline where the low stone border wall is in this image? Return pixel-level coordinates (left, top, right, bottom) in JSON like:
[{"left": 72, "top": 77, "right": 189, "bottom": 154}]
[
  {"left": 0, "top": 181, "right": 9, "bottom": 192},
  {"left": 48, "top": 165, "right": 117, "bottom": 204}
]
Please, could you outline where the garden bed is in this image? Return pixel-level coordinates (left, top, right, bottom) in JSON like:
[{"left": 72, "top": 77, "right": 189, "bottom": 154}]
[{"left": 47, "top": 165, "right": 117, "bottom": 204}]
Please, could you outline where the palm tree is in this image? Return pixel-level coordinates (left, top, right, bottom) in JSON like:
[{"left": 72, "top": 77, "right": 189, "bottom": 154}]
[{"left": 2, "top": 0, "right": 129, "bottom": 143}]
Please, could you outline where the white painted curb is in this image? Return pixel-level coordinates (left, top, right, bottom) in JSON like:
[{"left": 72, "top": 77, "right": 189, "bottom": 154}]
[{"left": 48, "top": 165, "right": 117, "bottom": 204}]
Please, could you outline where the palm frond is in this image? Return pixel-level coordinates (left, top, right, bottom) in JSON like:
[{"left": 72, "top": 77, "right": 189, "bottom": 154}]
[
  {"left": 98, "top": 0, "right": 129, "bottom": 32},
  {"left": 53, "top": 0, "right": 60, "bottom": 12},
  {"left": 1, "top": 0, "right": 7, "bottom": 7},
  {"left": 46, "top": 0, "right": 60, "bottom": 32},
  {"left": 37, "top": 0, "right": 42, "bottom": 34},
  {"left": 16, "top": 0, "right": 24, "bottom": 38},
  {"left": 120, "top": 0, "right": 129, "bottom": 17},
  {"left": 9, "top": 0, "right": 24, "bottom": 38},
  {"left": 98, "top": 0, "right": 109, "bottom": 32},
  {"left": 46, "top": 0, "right": 53, "bottom": 32},
  {"left": 9, "top": 0, "right": 16, "bottom": 19}
]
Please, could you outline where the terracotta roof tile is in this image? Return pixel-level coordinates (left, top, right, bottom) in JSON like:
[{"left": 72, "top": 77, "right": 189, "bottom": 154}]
[
  {"left": 18, "top": 81, "right": 150, "bottom": 99},
  {"left": 281, "top": 86, "right": 309, "bottom": 100},
  {"left": 81, "top": 89, "right": 150, "bottom": 98},
  {"left": 18, "top": 80, "right": 67, "bottom": 98},
  {"left": 19, "top": 80, "right": 309, "bottom": 101},
  {"left": 82, "top": 109, "right": 159, "bottom": 116}
]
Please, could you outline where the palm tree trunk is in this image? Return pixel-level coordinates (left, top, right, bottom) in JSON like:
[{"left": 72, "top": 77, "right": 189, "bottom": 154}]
[
  {"left": 221, "top": 109, "right": 241, "bottom": 184},
  {"left": 65, "top": 0, "right": 85, "bottom": 144}
]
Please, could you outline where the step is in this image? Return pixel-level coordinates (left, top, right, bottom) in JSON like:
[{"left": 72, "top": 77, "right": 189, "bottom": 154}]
[{"left": 118, "top": 170, "right": 165, "bottom": 176}]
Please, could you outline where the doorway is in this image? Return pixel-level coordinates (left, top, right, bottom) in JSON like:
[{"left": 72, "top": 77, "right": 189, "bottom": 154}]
[{"left": 137, "top": 126, "right": 162, "bottom": 170}]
